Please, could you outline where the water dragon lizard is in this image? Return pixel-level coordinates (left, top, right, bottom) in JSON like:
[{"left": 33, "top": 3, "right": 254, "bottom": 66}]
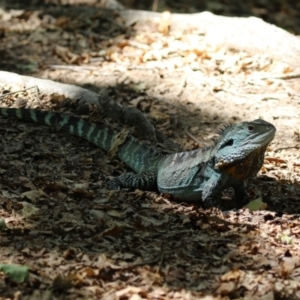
[{"left": 0, "top": 107, "right": 276, "bottom": 208}]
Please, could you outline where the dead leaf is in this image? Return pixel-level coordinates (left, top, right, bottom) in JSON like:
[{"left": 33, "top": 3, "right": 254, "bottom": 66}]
[
  {"left": 73, "top": 188, "right": 95, "bottom": 198},
  {"left": 221, "top": 269, "right": 243, "bottom": 281},
  {"left": 54, "top": 45, "right": 81, "bottom": 64},
  {"left": 0, "top": 218, "right": 7, "bottom": 232},
  {"left": 21, "top": 189, "right": 47, "bottom": 203},
  {"left": 90, "top": 209, "right": 106, "bottom": 220},
  {"left": 107, "top": 210, "right": 123, "bottom": 218},
  {"left": 21, "top": 201, "right": 40, "bottom": 218},
  {"left": 101, "top": 225, "right": 123, "bottom": 238},
  {"left": 116, "top": 286, "right": 143, "bottom": 298},
  {"left": 50, "top": 93, "right": 67, "bottom": 105},
  {"left": 4, "top": 141, "right": 24, "bottom": 153},
  {"left": 84, "top": 267, "right": 99, "bottom": 278},
  {"left": 158, "top": 11, "right": 171, "bottom": 35},
  {"left": 73, "top": 183, "right": 89, "bottom": 190},
  {"left": 19, "top": 177, "right": 37, "bottom": 190},
  {"left": 265, "top": 157, "right": 286, "bottom": 164},
  {"left": 165, "top": 268, "right": 186, "bottom": 282},
  {"left": 45, "top": 181, "right": 69, "bottom": 192},
  {"left": 216, "top": 281, "right": 237, "bottom": 295},
  {"left": 129, "top": 294, "right": 143, "bottom": 300},
  {"left": 149, "top": 109, "right": 170, "bottom": 121},
  {"left": 52, "top": 275, "right": 72, "bottom": 291},
  {"left": 280, "top": 257, "right": 296, "bottom": 277},
  {"left": 133, "top": 82, "right": 147, "bottom": 91},
  {"left": 107, "top": 128, "right": 130, "bottom": 159}
]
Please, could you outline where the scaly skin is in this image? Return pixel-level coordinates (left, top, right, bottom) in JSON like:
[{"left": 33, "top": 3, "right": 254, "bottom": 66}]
[
  {"left": 156, "top": 119, "right": 276, "bottom": 207},
  {"left": 0, "top": 108, "right": 276, "bottom": 208}
]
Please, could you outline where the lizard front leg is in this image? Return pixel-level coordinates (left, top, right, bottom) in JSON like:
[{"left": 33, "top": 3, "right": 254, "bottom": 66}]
[
  {"left": 232, "top": 180, "right": 249, "bottom": 208},
  {"left": 201, "top": 173, "right": 223, "bottom": 208},
  {"left": 107, "top": 170, "right": 158, "bottom": 191},
  {"left": 202, "top": 175, "right": 249, "bottom": 209}
]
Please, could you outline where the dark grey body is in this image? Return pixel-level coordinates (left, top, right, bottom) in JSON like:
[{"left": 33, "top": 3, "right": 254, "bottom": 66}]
[{"left": 0, "top": 107, "right": 276, "bottom": 208}]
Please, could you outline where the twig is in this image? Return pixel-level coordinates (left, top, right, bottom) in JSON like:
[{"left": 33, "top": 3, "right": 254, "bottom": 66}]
[
  {"left": 49, "top": 64, "right": 115, "bottom": 75},
  {"left": 184, "top": 128, "right": 202, "bottom": 144},
  {"left": 49, "top": 65, "right": 99, "bottom": 70},
  {"left": 158, "top": 249, "right": 164, "bottom": 270},
  {"left": 33, "top": 85, "right": 45, "bottom": 108},
  {"left": 0, "top": 183, "right": 21, "bottom": 196},
  {"left": 222, "top": 88, "right": 287, "bottom": 100},
  {"left": 259, "top": 74, "right": 300, "bottom": 80},
  {"left": 0, "top": 86, "right": 37, "bottom": 100},
  {"left": 221, "top": 88, "right": 251, "bottom": 98},
  {"left": 274, "top": 145, "right": 299, "bottom": 152},
  {"left": 205, "top": 80, "right": 223, "bottom": 102},
  {"left": 282, "top": 85, "right": 300, "bottom": 98},
  {"left": 114, "top": 257, "right": 161, "bottom": 270},
  {"left": 152, "top": 0, "right": 159, "bottom": 11},
  {"left": 0, "top": 86, "right": 45, "bottom": 108}
]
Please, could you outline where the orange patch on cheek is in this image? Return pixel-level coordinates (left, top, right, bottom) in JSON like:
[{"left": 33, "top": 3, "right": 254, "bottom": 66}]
[
  {"left": 223, "top": 165, "right": 248, "bottom": 180},
  {"left": 215, "top": 147, "right": 267, "bottom": 180}
]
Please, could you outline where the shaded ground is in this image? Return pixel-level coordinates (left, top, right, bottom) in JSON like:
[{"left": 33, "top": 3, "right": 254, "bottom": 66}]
[{"left": 0, "top": 0, "right": 300, "bottom": 299}]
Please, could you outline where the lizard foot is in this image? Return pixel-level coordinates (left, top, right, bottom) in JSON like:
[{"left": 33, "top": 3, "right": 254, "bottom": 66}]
[{"left": 106, "top": 179, "right": 121, "bottom": 190}]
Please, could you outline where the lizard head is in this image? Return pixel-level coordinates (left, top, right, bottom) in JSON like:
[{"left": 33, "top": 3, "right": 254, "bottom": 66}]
[{"left": 214, "top": 119, "right": 276, "bottom": 175}]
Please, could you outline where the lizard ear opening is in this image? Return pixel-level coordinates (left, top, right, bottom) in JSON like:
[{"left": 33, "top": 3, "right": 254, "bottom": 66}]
[
  {"left": 248, "top": 125, "right": 254, "bottom": 131},
  {"left": 219, "top": 139, "right": 234, "bottom": 149}
]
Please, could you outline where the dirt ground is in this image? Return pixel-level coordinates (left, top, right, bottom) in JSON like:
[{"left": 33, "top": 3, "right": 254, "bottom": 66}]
[{"left": 1, "top": 0, "right": 300, "bottom": 299}]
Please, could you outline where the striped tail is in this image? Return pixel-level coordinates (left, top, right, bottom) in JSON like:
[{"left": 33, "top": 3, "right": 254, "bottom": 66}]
[{"left": 0, "top": 107, "right": 162, "bottom": 173}]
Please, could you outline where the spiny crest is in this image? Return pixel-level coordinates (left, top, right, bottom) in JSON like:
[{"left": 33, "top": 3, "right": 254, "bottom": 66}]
[
  {"left": 192, "top": 123, "right": 234, "bottom": 152},
  {"left": 209, "top": 122, "right": 235, "bottom": 147},
  {"left": 215, "top": 123, "right": 234, "bottom": 136}
]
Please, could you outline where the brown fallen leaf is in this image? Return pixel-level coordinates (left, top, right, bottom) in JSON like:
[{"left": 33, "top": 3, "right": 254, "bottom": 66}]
[
  {"left": 149, "top": 109, "right": 170, "bottom": 121},
  {"left": 44, "top": 181, "right": 69, "bottom": 192},
  {"left": 216, "top": 281, "right": 236, "bottom": 295},
  {"left": 73, "top": 188, "right": 95, "bottom": 198},
  {"left": 264, "top": 157, "right": 286, "bottom": 164},
  {"left": 107, "top": 210, "right": 123, "bottom": 218},
  {"left": 221, "top": 268, "right": 243, "bottom": 281},
  {"left": 21, "top": 189, "right": 47, "bottom": 203},
  {"left": 54, "top": 45, "right": 81, "bottom": 64},
  {"left": 280, "top": 257, "right": 297, "bottom": 278},
  {"left": 165, "top": 268, "right": 186, "bottom": 283},
  {"left": 84, "top": 267, "right": 99, "bottom": 278},
  {"left": 107, "top": 128, "right": 130, "bottom": 159},
  {"left": 101, "top": 225, "right": 123, "bottom": 238},
  {"left": 19, "top": 176, "right": 37, "bottom": 190},
  {"left": 52, "top": 274, "right": 72, "bottom": 291},
  {"left": 115, "top": 286, "right": 143, "bottom": 298},
  {"left": 4, "top": 141, "right": 24, "bottom": 153},
  {"left": 21, "top": 202, "right": 40, "bottom": 218}
]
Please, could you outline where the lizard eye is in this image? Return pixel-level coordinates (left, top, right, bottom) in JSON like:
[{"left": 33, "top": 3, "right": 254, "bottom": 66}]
[{"left": 248, "top": 125, "right": 254, "bottom": 131}]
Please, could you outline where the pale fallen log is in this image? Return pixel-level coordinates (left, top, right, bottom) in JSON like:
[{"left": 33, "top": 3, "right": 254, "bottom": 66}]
[{"left": 0, "top": 71, "right": 158, "bottom": 142}]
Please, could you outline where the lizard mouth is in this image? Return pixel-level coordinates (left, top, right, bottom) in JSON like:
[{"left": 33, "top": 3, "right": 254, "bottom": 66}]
[{"left": 249, "top": 128, "right": 276, "bottom": 146}]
